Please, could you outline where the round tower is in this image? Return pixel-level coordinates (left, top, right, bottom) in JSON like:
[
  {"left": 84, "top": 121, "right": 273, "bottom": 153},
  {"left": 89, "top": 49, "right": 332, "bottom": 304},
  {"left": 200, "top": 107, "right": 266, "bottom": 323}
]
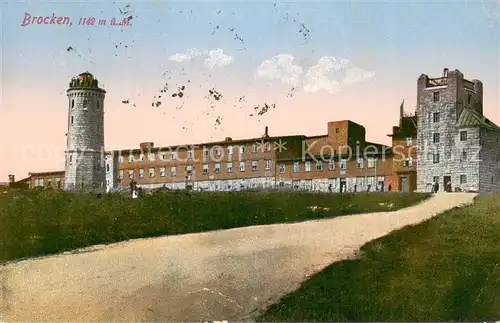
[{"left": 64, "top": 72, "right": 106, "bottom": 191}]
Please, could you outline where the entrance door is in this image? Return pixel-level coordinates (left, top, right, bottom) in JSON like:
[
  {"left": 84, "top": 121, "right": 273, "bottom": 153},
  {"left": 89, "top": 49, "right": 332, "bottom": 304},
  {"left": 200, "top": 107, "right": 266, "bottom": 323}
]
[
  {"left": 401, "top": 176, "right": 408, "bottom": 193},
  {"left": 340, "top": 179, "right": 347, "bottom": 193},
  {"left": 443, "top": 176, "right": 451, "bottom": 192}
]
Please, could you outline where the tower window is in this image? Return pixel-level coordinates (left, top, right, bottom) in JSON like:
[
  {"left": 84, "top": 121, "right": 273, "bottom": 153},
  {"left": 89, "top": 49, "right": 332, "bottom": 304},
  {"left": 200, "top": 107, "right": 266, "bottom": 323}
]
[
  {"left": 433, "top": 112, "right": 440, "bottom": 123},
  {"left": 97, "top": 100, "right": 100, "bottom": 110},
  {"left": 71, "top": 116, "right": 74, "bottom": 125},
  {"left": 69, "top": 155, "right": 73, "bottom": 165},
  {"left": 71, "top": 99, "right": 75, "bottom": 109},
  {"left": 468, "top": 94, "right": 472, "bottom": 105},
  {"left": 433, "top": 92, "right": 440, "bottom": 102},
  {"left": 82, "top": 99, "right": 88, "bottom": 110}
]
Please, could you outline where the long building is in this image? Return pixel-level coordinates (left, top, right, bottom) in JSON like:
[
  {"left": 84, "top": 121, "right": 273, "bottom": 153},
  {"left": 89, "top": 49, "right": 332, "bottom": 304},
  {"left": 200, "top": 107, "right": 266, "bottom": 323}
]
[{"left": 16, "top": 68, "right": 500, "bottom": 194}]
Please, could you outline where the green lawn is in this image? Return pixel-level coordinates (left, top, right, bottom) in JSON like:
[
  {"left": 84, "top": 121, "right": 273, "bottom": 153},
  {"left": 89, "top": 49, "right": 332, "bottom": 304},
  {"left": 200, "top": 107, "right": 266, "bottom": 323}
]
[
  {"left": 258, "top": 193, "right": 500, "bottom": 322},
  {"left": 0, "top": 188, "right": 429, "bottom": 263}
]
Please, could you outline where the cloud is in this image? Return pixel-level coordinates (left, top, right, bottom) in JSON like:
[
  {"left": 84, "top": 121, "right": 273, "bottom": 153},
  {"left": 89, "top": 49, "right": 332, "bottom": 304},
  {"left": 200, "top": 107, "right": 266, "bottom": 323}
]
[
  {"left": 168, "top": 48, "right": 208, "bottom": 62},
  {"left": 303, "top": 56, "right": 375, "bottom": 94},
  {"left": 168, "top": 48, "right": 234, "bottom": 69},
  {"left": 204, "top": 49, "right": 234, "bottom": 69},
  {"left": 254, "top": 54, "right": 303, "bottom": 86}
]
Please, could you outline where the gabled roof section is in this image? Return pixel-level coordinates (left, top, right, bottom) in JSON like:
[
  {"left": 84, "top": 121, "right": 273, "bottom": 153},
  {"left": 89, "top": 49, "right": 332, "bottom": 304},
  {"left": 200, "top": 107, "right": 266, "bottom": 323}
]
[{"left": 457, "top": 107, "right": 500, "bottom": 132}]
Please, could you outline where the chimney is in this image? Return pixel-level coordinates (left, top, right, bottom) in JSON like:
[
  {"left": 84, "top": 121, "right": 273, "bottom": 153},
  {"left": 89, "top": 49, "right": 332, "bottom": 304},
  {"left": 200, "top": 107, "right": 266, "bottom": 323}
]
[
  {"left": 443, "top": 68, "right": 449, "bottom": 77},
  {"left": 8, "top": 174, "right": 14, "bottom": 183},
  {"left": 139, "top": 142, "right": 154, "bottom": 151},
  {"left": 263, "top": 126, "right": 269, "bottom": 138}
]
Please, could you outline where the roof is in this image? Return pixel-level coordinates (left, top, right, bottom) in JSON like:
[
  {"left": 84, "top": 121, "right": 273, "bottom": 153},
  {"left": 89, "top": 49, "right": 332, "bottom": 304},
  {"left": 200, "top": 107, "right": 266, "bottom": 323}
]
[
  {"left": 28, "top": 170, "right": 65, "bottom": 177},
  {"left": 456, "top": 107, "right": 500, "bottom": 131}
]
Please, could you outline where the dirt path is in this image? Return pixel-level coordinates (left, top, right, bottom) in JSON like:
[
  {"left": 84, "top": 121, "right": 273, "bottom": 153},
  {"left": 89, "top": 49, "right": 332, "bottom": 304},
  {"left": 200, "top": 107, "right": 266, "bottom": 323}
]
[{"left": 0, "top": 192, "right": 475, "bottom": 322}]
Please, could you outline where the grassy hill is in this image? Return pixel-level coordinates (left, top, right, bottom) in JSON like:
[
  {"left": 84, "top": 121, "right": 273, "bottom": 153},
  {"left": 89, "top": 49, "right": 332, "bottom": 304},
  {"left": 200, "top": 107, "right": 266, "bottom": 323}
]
[
  {"left": 0, "top": 188, "right": 429, "bottom": 263},
  {"left": 258, "top": 193, "right": 500, "bottom": 321}
]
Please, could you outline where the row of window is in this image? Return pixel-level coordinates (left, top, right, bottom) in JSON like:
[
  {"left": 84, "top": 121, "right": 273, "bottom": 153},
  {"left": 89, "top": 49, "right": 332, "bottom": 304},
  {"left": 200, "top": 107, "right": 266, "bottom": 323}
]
[
  {"left": 70, "top": 99, "right": 101, "bottom": 111},
  {"left": 433, "top": 175, "right": 468, "bottom": 185},
  {"left": 117, "top": 158, "right": 387, "bottom": 180},
  {"left": 431, "top": 131, "right": 468, "bottom": 144},
  {"left": 33, "top": 178, "right": 62, "bottom": 187},
  {"left": 117, "top": 143, "right": 276, "bottom": 164}
]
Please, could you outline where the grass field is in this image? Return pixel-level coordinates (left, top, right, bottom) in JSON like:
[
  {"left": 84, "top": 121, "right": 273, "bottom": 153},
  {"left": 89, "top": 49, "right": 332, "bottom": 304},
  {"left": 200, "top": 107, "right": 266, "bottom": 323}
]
[
  {"left": 0, "top": 188, "right": 429, "bottom": 263},
  {"left": 258, "top": 193, "right": 500, "bottom": 322}
]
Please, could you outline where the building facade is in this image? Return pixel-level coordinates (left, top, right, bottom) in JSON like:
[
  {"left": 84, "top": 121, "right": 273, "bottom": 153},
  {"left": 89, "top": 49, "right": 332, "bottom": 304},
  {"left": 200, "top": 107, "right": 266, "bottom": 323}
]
[
  {"left": 64, "top": 72, "right": 107, "bottom": 191},
  {"left": 416, "top": 68, "right": 500, "bottom": 193}
]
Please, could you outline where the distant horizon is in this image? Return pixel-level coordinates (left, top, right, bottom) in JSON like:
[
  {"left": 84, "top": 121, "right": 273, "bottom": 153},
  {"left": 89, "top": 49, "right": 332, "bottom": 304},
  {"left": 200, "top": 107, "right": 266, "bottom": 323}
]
[{"left": 2, "top": 1, "right": 499, "bottom": 181}]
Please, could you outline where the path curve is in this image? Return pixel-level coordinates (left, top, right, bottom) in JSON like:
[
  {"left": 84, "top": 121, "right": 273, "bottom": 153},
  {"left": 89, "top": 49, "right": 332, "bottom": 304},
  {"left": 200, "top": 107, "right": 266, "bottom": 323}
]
[{"left": 0, "top": 192, "right": 475, "bottom": 322}]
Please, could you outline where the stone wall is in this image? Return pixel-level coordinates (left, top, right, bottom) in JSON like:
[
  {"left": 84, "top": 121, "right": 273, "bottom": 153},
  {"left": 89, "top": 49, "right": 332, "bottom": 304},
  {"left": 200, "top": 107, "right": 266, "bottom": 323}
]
[{"left": 479, "top": 129, "right": 500, "bottom": 193}]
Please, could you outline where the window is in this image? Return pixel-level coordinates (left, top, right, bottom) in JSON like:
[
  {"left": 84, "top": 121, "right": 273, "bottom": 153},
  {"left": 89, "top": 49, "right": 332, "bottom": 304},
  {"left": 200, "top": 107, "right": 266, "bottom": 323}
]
[
  {"left": 71, "top": 116, "right": 74, "bottom": 125},
  {"left": 71, "top": 99, "right": 75, "bottom": 109},
  {"left": 128, "top": 155, "right": 134, "bottom": 163},
  {"left": 149, "top": 168, "right": 155, "bottom": 178},
  {"left": 96, "top": 100, "right": 100, "bottom": 110},
  {"left": 160, "top": 167, "right": 166, "bottom": 177},
  {"left": 433, "top": 133, "right": 440, "bottom": 143},
  {"left": 159, "top": 152, "right": 167, "bottom": 160},
  {"left": 119, "top": 170, "right": 124, "bottom": 179},
  {"left": 433, "top": 153, "right": 440, "bottom": 164},
  {"left": 433, "top": 92, "right": 440, "bottom": 102},
  {"left": 128, "top": 170, "right": 134, "bottom": 179},
  {"left": 406, "top": 137, "right": 413, "bottom": 146},
  {"left": 461, "top": 150, "right": 467, "bottom": 162},
  {"left": 305, "top": 161, "right": 311, "bottom": 172},
  {"left": 82, "top": 99, "right": 88, "bottom": 110},
  {"left": 170, "top": 166, "right": 177, "bottom": 176},
  {"left": 226, "top": 163, "right": 233, "bottom": 173},
  {"left": 367, "top": 158, "right": 375, "bottom": 168},
  {"left": 139, "top": 168, "right": 144, "bottom": 178},
  {"left": 187, "top": 150, "right": 193, "bottom": 160},
  {"left": 433, "top": 112, "right": 440, "bottom": 123},
  {"left": 227, "top": 145, "right": 233, "bottom": 155},
  {"left": 186, "top": 165, "right": 193, "bottom": 174},
  {"left": 265, "top": 159, "right": 271, "bottom": 170},
  {"left": 69, "top": 155, "right": 73, "bottom": 165},
  {"left": 340, "top": 159, "right": 347, "bottom": 169},
  {"left": 203, "top": 164, "right": 209, "bottom": 174},
  {"left": 335, "top": 128, "right": 339, "bottom": 133},
  {"left": 239, "top": 145, "right": 245, "bottom": 154},
  {"left": 214, "top": 163, "right": 221, "bottom": 173},
  {"left": 265, "top": 142, "right": 271, "bottom": 151},
  {"left": 279, "top": 164, "right": 285, "bottom": 173},
  {"left": 293, "top": 161, "right": 300, "bottom": 173},
  {"left": 106, "top": 164, "right": 110, "bottom": 172},
  {"left": 239, "top": 161, "right": 246, "bottom": 172},
  {"left": 468, "top": 94, "right": 472, "bottom": 105},
  {"left": 403, "top": 157, "right": 413, "bottom": 167},
  {"left": 316, "top": 162, "right": 323, "bottom": 171},
  {"left": 213, "top": 147, "right": 221, "bottom": 157},
  {"left": 460, "top": 131, "right": 467, "bottom": 141},
  {"left": 251, "top": 160, "right": 258, "bottom": 171},
  {"left": 139, "top": 154, "right": 145, "bottom": 162},
  {"left": 252, "top": 143, "right": 258, "bottom": 153},
  {"left": 328, "top": 160, "right": 335, "bottom": 171},
  {"left": 47, "top": 179, "right": 52, "bottom": 187},
  {"left": 460, "top": 175, "right": 467, "bottom": 184},
  {"left": 96, "top": 124, "right": 100, "bottom": 133},
  {"left": 148, "top": 153, "right": 155, "bottom": 161},
  {"left": 56, "top": 179, "right": 61, "bottom": 188},
  {"left": 118, "top": 156, "right": 124, "bottom": 163},
  {"left": 357, "top": 158, "right": 364, "bottom": 168}
]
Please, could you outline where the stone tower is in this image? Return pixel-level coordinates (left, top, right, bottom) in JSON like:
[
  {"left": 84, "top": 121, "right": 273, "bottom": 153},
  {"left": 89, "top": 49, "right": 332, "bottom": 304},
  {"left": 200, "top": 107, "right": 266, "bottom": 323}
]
[
  {"left": 64, "top": 72, "right": 106, "bottom": 191},
  {"left": 416, "top": 68, "right": 484, "bottom": 192}
]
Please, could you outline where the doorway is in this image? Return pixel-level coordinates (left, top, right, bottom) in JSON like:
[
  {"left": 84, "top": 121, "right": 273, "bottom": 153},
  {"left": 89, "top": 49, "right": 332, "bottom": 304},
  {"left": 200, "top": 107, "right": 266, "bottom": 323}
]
[
  {"left": 340, "top": 179, "right": 347, "bottom": 193},
  {"left": 443, "top": 176, "right": 451, "bottom": 192},
  {"left": 400, "top": 176, "right": 408, "bottom": 193}
]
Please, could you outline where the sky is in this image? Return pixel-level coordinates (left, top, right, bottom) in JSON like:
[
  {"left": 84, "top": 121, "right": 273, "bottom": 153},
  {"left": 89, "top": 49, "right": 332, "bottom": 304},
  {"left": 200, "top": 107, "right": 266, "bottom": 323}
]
[{"left": 1, "top": 0, "right": 499, "bottom": 181}]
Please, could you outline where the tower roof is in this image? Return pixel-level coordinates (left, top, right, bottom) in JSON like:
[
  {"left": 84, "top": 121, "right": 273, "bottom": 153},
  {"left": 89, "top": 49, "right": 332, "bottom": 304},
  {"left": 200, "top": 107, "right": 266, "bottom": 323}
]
[{"left": 68, "top": 71, "right": 105, "bottom": 92}]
